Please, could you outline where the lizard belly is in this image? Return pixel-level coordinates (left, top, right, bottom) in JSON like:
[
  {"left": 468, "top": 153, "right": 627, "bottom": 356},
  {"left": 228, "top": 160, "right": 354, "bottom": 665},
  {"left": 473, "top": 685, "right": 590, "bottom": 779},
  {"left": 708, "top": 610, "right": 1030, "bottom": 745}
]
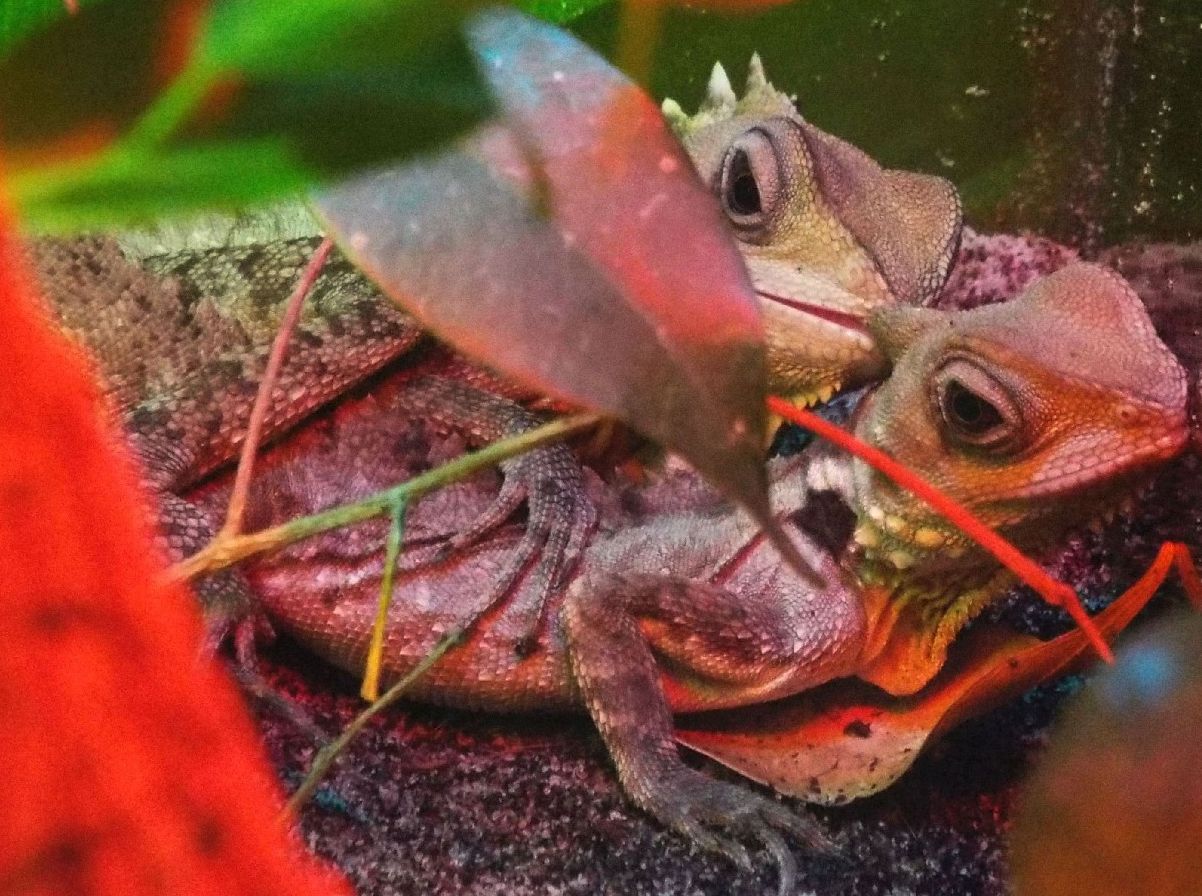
[{"left": 247, "top": 527, "right": 584, "bottom": 713}]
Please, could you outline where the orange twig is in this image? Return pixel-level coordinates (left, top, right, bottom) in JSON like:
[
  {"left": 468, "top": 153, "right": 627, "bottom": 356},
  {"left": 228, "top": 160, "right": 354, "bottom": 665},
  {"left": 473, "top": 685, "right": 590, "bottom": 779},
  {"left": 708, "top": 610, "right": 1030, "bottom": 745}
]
[
  {"left": 768, "top": 396, "right": 1115, "bottom": 664},
  {"left": 219, "top": 237, "right": 333, "bottom": 540},
  {"left": 1170, "top": 542, "right": 1202, "bottom": 608}
]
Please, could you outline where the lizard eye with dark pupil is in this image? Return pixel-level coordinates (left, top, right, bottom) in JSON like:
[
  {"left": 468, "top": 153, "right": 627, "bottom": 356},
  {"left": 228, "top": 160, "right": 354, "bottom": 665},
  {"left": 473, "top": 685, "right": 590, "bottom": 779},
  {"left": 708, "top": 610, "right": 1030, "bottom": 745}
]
[
  {"left": 727, "top": 151, "right": 761, "bottom": 215},
  {"left": 941, "top": 379, "right": 1003, "bottom": 435},
  {"left": 717, "top": 130, "right": 779, "bottom": 239}
]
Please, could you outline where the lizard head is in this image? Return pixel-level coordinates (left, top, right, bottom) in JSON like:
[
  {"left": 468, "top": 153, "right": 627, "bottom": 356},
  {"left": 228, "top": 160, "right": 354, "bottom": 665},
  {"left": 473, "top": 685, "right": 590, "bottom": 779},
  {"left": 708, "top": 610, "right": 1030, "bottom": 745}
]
[
  {"left": 666, "top": 55, "right": 962, "bottom": 406},
  {"left": 847, "top": 263, "right": 1188, "bottom": 691}
]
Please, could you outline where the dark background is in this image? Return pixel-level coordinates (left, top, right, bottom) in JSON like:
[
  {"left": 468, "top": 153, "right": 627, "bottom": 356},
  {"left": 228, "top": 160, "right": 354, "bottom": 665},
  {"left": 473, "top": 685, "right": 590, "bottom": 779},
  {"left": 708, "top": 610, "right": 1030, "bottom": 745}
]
[{"left": 572, "top": 0, "right": 1202, "bottom": 250}]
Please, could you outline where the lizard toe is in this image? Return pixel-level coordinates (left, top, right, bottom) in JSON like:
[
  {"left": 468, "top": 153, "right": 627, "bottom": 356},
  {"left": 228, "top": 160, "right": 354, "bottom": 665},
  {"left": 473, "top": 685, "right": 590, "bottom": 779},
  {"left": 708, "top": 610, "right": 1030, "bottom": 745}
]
[
  {"left": 230, "top": 613, "right": 329, "bottom": 744},
  {"left": 644, "top": 767, "right": 824, "bottom": 895}
]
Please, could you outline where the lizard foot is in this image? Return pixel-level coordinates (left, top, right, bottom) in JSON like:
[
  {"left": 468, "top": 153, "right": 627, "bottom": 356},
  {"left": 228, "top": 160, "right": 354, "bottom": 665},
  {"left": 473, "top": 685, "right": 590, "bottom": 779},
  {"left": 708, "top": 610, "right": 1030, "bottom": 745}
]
[
  {"left": 643, "top": 766, "right": 835, "bottom": 896},
  {"left": 230, "top": 613, "right": 329, "bottom": 745},
  {"left": 392, "top": 374, "right": 598, "bottom": 649},
  {"left": 415, "top": 439, "right": 597, "bottom": 651}
]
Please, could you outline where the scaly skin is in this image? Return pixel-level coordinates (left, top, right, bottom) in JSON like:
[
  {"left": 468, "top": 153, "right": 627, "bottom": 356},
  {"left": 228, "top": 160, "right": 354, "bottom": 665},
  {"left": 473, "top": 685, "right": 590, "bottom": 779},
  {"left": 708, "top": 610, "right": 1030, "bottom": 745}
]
[
  {"left": 225, "top": 263, "right": 1186, "bottom": 893},
  {"left": 667, "top": 56, "right": 962, "bottom": 405},
  {"left": 31, "top": 63, "right": 961, "bottom": 634}
]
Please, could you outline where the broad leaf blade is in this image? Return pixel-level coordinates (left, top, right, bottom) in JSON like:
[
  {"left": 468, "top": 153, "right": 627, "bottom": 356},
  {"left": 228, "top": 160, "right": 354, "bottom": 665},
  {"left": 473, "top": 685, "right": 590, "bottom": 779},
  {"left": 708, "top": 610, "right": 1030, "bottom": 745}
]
[
  {"left": 201, "top": 0, "right": 469, "bottom": 71},
  {"left": 15, "top": 141, "right": 311, "bottom": 233},
  {"left": 316, "top": 9, "right": 784, "bottom": 557},
  {"left": 195, "top": 0, "right": 492, "bottom": 172},
  {"left": 677, "top": 578, "right": 1162, "bottom": 804},
  {"left": 195, "top": 24, "right": 491, "bottom": 174}
]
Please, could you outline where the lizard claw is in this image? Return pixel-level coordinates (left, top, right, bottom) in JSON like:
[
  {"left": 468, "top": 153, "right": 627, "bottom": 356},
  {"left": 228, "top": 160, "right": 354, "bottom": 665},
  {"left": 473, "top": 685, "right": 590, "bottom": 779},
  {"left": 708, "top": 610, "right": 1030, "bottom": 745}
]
[
  {"left": 685, "top": 827, "right": 754, "bottom": 873},
  {"left": 229, "top": 613, "right": 329, "bottom": 745},
  {"left": 417, "top": 439, "right": 597, "bottom": 648},
  {"left": 644, "top": 766, "right": 834, "bottom": 896},
  {"left": 389, "top": 374, "right": 597, "bottom": 646}
]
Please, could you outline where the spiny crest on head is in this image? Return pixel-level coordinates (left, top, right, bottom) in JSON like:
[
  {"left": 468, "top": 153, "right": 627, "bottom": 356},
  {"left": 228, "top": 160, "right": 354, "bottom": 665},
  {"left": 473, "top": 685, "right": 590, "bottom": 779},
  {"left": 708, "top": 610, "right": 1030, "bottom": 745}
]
[{"left": 661, "top": 53, "right": 797, "bottom": 137}]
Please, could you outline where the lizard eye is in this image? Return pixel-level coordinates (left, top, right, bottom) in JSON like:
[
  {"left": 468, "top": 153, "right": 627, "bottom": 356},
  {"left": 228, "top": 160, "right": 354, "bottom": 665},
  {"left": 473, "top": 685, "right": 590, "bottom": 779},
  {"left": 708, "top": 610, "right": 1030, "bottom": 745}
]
[
  {"left": 718, "top": 128, "right": 781, "bottom": 238},
  {"left": 932, "top": 358, "right": 1022, "bottom": 451},
  {"left": 726, "top": 150, "right": 761, "bottom": 215}
]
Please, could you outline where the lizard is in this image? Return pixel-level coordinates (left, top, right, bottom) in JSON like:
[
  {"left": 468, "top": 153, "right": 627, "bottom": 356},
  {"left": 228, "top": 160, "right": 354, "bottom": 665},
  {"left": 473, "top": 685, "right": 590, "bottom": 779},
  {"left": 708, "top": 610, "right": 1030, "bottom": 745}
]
[
  {"left": 665, "top": 55, "right": 962, "bottom": 407},
  {"left": 202, "top": 261, "right": 1187, "bottom": 894},
  {"left": 29, "top": 54, "right": 963, "bottom": 637}
]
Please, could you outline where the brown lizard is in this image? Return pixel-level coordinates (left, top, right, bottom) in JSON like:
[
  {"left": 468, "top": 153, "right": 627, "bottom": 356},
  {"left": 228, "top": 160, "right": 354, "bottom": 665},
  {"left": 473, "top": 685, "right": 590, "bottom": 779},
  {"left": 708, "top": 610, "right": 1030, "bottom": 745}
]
[
  {"left": 211, "top": 262, "right": 1186, "bottom": 893},
  {"left": 31, "top": 56, "right": 962, "bottom": 634},
  {"left": 666, "top": 56, "right": 962, "bottom": 406}
]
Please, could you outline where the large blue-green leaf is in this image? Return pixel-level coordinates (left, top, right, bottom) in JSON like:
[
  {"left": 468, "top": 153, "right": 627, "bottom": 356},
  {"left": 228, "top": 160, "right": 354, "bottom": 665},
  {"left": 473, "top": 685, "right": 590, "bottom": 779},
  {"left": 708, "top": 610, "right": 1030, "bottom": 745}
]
[{"left": 315, "top": 9, "right": 812, "bottom": 577}]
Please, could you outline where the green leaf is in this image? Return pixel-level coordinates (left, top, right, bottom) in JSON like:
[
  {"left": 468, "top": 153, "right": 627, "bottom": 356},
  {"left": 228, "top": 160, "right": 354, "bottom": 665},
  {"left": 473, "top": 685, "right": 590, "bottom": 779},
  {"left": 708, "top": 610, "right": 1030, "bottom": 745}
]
[
  {"left": 13, "top": 142, "right": 310, "bottom": 233},
  {"left": 196, "top": 21, "right": 491, "bottom": 173},
  {"left": 314, "top": 9, "right": 817, "bottom": 581},
  {"left": 200, "top": 0, "right": 478, "bottom": 75},
  {"left": 0, "top": 0, "right": 96, "bottom": 59},
  {"left": 514, "top": 0, "right": 612, "bottom": 24},
  {"left": 6, "top": 0, "right": 493, "bottom": 232},
  {"left": 0, "top": 0, "right": 173, "bottom": 152}
]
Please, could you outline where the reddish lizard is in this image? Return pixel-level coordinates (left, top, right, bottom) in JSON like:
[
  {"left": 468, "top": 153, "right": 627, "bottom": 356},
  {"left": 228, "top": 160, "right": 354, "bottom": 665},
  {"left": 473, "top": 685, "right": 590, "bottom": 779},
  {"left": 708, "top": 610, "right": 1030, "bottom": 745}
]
[
  {"left": 31, "top": 57, "right": 962, "bottom": 637},
  {"left": 211, "top": 262, "right": 1187, "bottom": 894}
]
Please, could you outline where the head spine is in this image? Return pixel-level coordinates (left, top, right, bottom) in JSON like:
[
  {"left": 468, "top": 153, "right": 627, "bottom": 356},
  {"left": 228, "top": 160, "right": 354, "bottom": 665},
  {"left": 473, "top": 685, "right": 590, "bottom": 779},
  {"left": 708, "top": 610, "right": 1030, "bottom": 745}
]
[{"left": 662, "top": 54, "right": 798, "bottom": 137}]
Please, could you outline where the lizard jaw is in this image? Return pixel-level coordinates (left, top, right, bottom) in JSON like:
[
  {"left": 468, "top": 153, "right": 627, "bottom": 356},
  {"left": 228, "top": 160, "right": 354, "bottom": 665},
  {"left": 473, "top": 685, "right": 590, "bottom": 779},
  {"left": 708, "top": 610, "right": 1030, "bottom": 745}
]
[
  {"left": 756, "top": 287, "right": 885, "bottom": 404},
  {"left": 756, "top": 288, "right": 870, "bottom": 337}
]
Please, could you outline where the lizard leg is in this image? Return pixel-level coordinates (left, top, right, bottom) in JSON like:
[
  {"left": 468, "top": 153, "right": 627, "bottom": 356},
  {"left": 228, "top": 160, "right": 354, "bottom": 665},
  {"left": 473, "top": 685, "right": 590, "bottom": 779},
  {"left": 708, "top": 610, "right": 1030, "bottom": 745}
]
[
  {"left": 563, "top": 574, "right": 841, "bottom": 896},
  {"left": 156, "top": 487, "right": 328, "bottom": 741},
  {"left": 395, "top": 375, "right": 597, "bottom": 647},
  {"left": 152, "top": 488, "right": 254, "bottom": 646}
]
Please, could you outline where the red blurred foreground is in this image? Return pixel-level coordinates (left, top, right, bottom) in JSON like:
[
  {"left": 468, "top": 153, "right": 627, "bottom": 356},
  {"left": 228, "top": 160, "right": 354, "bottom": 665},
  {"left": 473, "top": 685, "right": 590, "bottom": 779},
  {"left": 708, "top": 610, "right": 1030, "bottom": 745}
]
[{"left": 0, "top": 215, "right": 349, "bottom": 896}]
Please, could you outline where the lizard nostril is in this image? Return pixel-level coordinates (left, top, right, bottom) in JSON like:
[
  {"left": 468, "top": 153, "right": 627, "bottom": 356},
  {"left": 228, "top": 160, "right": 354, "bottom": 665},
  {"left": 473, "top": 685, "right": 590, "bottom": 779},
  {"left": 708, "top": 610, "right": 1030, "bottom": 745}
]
[{"left": 1116, "top": 404, "right": 1140, "bottom": 425}]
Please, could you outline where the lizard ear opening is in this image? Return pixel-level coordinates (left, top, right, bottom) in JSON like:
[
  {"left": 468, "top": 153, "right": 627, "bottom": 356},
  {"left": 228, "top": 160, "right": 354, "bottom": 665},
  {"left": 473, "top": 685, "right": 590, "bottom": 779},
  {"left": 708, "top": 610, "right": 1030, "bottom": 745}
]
[
  {"left": 798, "top": 124, "right": 962, "bottom": 307},
  {"left": 868, "top": 305, "right": 951, "bottom": 363}
]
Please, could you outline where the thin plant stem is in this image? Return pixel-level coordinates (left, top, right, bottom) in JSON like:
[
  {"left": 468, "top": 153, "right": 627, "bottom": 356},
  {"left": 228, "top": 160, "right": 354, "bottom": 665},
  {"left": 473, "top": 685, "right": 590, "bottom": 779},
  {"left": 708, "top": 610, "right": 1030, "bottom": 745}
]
[
  {"left": 361, "top": 500, "right": 408, "bottom": 702},
  {"left": 616, "top": 0, "right": 665, "bottom": 86},
  {"left": 282, "top": 627, "right": 463, "bottom": 818},
  {"left": 219, "top": 237, "right": 333, "bottom": 540},
  {"left": 169, "top": 411, "right": 604, "bottom": 583}
]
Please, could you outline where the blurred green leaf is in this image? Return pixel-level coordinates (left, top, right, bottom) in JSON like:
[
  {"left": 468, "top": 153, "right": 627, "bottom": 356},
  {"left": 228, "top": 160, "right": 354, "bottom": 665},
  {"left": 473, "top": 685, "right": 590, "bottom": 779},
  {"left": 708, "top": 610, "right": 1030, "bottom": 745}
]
[
  {"left": 13, "top": 141, "right": 309, "bottom": 233},
  {"left": 0, "top": 0, "right": 95, "bottom": 59},
  {"left": 191, "top": 18, "right": 491, "bottom": 173},
  {"left": 0, "top": 0, "right": 172, "bottom": 152},
  {"left": 514, "top": 0, "right": 612, "bottom": 24},
  {"left": 5, "top": 0, "right": 493, "bottom": 232},
  {"left": 200, "top": 0, "right": 477, "bottom": 75}
]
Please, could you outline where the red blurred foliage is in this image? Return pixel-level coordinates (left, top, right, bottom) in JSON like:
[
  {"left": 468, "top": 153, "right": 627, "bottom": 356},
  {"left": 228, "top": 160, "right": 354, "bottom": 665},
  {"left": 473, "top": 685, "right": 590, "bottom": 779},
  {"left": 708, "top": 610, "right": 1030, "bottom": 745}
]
[{"left": 0, "top": 216, "right": 350, "bottom": 895}]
